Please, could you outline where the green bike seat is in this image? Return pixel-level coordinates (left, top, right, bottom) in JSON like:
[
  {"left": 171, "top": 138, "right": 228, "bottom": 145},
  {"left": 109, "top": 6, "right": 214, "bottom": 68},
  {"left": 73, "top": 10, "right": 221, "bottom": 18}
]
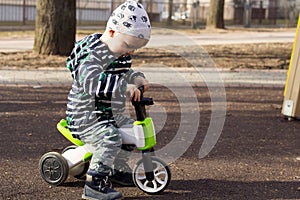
[{"left": 56, "top": 119, "right": 84, "bottom": 147}]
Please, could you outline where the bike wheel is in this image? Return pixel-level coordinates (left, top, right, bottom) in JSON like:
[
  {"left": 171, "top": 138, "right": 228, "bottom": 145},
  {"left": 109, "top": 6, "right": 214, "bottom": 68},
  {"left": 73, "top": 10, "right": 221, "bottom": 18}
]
[
  {"left": 39, "top": 152, "right": 69, "bottom": 186},
  {"left": 62, "top": 145, "right": 89, "bottom": 179},
  {"left": 132, "top": 156, "right": 171, "bottom": 195}
]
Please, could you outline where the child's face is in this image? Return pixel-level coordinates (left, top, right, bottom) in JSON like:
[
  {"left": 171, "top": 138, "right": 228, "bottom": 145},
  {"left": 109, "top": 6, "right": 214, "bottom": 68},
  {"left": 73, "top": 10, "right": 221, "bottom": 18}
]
[{"left": 108, "top": 32, "right": 148, "bottom": 57}]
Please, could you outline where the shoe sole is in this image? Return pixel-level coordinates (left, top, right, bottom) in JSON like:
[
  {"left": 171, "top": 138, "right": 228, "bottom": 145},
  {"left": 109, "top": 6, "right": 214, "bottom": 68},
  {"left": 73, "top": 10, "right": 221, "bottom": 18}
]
[
  {"left": 82, "top": 194, "right": 99, "bottom": 200},
  {"left": 82, "top": 194, "right": 123, "bottom": 200}
]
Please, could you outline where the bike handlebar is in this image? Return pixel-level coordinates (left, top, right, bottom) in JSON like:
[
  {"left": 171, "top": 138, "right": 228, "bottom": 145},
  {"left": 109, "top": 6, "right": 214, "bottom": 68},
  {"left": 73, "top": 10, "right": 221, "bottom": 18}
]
[
  {"left": 132, "top": 86, "right": 153, "bottom": 106},
  {"left": 132, "top": 85, "right": 153, "bottom": 121}
]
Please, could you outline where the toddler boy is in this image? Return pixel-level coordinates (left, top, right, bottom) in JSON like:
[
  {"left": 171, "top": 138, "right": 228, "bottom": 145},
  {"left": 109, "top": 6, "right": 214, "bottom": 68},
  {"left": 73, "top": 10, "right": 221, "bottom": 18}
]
[{"left": 66, "top": 1, "right": 151, "bottom": 199}]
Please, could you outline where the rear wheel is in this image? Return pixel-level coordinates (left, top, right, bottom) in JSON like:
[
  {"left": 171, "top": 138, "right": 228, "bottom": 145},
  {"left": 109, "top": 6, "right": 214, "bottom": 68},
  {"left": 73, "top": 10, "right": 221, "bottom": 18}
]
[{"left": 39, "top": 152, "right": 69, "bottom": 186}]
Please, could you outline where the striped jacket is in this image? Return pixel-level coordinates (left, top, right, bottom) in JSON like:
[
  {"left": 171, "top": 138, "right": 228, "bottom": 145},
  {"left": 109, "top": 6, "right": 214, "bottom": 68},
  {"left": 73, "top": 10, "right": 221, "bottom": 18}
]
[{"left": 66, "top": 33, "right": 145, "bottom": 134}]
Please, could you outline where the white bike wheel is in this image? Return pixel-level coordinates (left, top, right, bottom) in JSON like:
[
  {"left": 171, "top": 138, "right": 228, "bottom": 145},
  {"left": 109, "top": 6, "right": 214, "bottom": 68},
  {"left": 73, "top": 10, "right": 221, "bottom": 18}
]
[{"left": 133, "top": 156, "right": 171, "bottom": 195}]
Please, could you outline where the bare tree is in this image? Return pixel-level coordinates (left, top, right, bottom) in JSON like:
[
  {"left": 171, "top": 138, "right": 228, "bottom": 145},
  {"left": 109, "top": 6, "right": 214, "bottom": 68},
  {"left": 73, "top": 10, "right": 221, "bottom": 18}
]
[
  {"left": 34, "top": 0, "right": 76, "bottom": 56},
  {"left": 167, "top": 0, "right": 173, "bottom": 25},
  {"left": 206, "top": 0, "right": 225, "bottom": 29}
]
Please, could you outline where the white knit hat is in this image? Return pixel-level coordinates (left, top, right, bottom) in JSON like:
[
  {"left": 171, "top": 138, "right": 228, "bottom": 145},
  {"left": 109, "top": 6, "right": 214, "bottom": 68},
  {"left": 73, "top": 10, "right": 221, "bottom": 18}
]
[{"left": 106, "top": 0, "right": 151, "bottom": 40}]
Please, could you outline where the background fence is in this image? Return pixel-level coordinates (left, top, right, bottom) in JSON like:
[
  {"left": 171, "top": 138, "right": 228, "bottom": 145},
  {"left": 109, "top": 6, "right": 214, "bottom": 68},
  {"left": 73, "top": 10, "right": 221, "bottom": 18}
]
[{"left": 0, "top": 0, "right": 299, "bottom": 29}]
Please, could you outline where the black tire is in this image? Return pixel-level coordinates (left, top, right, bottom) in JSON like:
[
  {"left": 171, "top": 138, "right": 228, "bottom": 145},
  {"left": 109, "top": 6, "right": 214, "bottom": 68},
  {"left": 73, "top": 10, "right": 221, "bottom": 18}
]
[
  {"left": 132, "top": 156, "right": 171, "bottom": 195},
  {"left": 39, "top": 152, "right": 69, "bottom": 186},
  {"left": 62, "top": 145, "right": 89, "bottom": 179}
]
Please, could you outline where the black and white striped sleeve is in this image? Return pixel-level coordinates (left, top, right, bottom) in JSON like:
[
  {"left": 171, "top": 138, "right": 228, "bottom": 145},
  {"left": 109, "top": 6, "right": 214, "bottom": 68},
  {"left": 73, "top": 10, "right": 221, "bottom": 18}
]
[
  {"left": 125, "top": 69, "right": 146, "bottom": 84},
  {"left": 95, "top": 72, "right": 127, "bottom": 99},
  {"left": 76, "top": 50, "right": 116, "bottom": 96}
]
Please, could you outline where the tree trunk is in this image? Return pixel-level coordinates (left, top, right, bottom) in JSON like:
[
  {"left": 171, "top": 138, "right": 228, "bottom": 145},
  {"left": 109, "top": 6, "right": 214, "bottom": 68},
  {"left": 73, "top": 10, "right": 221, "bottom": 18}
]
[
  {"left": 206, "top": 0, "right": 225, "bottom": 29},
  {"left": 34, "top": 0, "right": 76, "bottom": 56},
  {"left": 167, "top": 0, "right": 173, "bottom": 25}
]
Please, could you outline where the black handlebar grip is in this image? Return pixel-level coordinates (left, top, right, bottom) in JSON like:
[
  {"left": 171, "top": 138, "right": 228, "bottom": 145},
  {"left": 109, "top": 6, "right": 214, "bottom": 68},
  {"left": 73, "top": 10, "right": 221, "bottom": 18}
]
[{"left": 138, "top": 85, "right": 144, "bottom": 99}]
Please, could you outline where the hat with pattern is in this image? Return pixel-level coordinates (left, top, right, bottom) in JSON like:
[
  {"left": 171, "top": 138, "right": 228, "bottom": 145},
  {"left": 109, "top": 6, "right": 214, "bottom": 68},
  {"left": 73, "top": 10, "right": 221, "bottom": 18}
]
[{"left": 106, "top": 0, "right": 151, "bottom": 40}]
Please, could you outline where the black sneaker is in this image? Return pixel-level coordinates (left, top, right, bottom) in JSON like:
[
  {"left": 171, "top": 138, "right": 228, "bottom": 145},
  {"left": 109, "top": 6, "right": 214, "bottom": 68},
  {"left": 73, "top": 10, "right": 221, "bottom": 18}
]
[
  {"left": 110, "top": 164, "right": 135, "bottom": 187},
  {"left": 82, "top": 175, "right": 122, "bottom": 200}
]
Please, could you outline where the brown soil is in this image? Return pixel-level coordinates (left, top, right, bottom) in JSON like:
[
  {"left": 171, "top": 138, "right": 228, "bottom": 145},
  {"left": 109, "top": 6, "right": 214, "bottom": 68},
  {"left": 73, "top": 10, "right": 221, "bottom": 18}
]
[
  {"left": 0, "top": 35, "right": 299, "bottom": 199},
  {"left": 0, "top": 42, "right": 293, "bottom": 70},
  {"left": 1, "top": 85, "right": 300, "bottom": 200}
]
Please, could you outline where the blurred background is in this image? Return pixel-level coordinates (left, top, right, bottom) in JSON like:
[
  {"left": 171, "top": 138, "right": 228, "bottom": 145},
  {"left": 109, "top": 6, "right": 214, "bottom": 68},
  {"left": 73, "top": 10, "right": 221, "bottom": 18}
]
[{"left": 0, "top": 0, "right": 299, "bottom": 30}]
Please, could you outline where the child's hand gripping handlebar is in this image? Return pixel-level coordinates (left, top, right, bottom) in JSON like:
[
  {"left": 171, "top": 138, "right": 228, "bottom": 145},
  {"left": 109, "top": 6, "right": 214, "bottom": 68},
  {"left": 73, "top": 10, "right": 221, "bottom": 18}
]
[{"left": 132, "top": 86, "right": 153, "bottom": 121}]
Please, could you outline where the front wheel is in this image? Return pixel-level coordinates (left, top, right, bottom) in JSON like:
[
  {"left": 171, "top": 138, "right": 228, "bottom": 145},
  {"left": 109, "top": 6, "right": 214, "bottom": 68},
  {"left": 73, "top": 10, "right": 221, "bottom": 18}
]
[{"left": 132, "top": 156, "right": 171, "bottom": 195}]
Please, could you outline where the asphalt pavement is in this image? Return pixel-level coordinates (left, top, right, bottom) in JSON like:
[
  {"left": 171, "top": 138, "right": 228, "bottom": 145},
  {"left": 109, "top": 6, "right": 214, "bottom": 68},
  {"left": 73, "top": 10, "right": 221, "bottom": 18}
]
[
  {"left": 0, "top": 67, "right": 287, "bottom": 88},
  {"left": 0, "top": 29, "right": 294, "bottom": 88}
]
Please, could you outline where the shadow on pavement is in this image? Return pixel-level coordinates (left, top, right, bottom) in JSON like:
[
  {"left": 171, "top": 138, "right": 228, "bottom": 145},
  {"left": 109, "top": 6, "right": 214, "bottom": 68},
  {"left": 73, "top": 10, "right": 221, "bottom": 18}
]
[{"left": 124, "top": 179, "right": 300, "bottom": 200}]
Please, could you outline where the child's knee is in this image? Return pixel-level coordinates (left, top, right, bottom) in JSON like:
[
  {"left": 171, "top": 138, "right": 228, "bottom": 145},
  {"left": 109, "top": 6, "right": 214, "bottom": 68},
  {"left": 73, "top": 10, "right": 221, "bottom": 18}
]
[{"left": 102, "top": 126, "right": 122, "bottom": 147}]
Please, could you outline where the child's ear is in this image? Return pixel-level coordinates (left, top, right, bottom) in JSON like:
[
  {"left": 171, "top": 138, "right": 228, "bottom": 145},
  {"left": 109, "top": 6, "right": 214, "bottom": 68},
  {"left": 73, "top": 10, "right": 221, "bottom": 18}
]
[{"left": 108, "top": 30, "right": 115, "bottom": 38}]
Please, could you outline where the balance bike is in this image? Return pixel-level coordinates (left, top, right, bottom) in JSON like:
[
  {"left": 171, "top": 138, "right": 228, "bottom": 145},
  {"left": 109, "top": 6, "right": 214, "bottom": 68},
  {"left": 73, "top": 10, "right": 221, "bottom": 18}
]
[{"left": 39, "top": 88, "right": 171, "bottom": 195}]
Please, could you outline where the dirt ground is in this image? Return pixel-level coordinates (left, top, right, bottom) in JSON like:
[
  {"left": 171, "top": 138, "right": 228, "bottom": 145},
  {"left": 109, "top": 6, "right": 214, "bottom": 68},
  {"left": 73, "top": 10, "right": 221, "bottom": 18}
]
[
  {"left": 0, "top": 42, "right": 293, "bottom": 70},
  {"left": 1, "top": 85, "right": 300, "bottom": 200},
  {"left": 0, "top": 33, "right": 299, "bottom": 199}
]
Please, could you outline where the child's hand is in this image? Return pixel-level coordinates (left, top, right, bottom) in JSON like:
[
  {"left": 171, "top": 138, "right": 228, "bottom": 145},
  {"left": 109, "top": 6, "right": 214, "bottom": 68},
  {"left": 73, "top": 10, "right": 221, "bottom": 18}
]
[{"left": 126, "top": 84, "right": 141, "bottom": 102}]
